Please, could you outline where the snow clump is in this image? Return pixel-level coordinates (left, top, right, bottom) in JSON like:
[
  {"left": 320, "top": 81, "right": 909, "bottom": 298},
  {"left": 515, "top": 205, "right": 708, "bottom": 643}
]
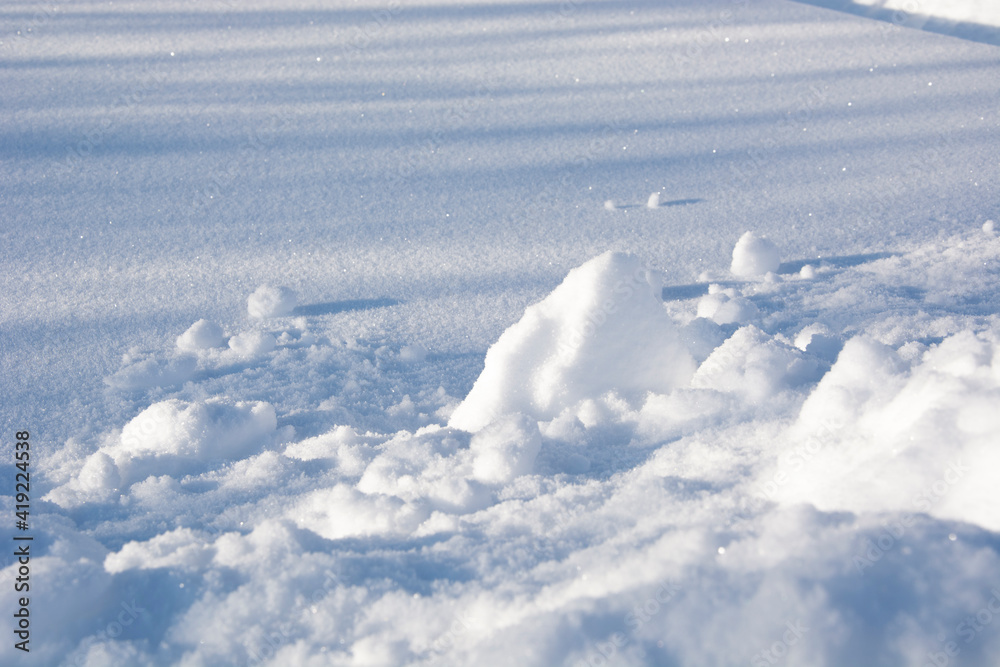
[
  {"left": 44, "top": 399, "right": 278, "bottom": 507},
  {"left": 176, "top": 319, "right": 225, "bottom": 351},
  {"left": 247, "top": 285, "right": 298, "bottom": 318},
  {"left": 731, "top": 231, "right": 781, "bottom": 277},
  {"left": 228, "top": 330, "right": 277, "bottom": 356},
  {"left": 448, "top": 251, "right": 696, "bottom": 432}
]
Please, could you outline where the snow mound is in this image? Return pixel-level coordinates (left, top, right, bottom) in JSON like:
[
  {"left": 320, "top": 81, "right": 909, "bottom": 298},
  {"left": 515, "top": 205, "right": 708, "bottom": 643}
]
[
  {"left": 228, "top": 330, "right": 276, "bottom": 356},
  {"left": 770, "top": 329, "right": 1000, "bottom": 531},
  {"left": 696, "top": 285, "right": 760, "bottom": 325},
  {"left": 731, "top": 231, "right": 781, "bottom": 277},
  {"left": 356, "top": 426, "right": 490, "bottom": 514},
  {"left": 449, "top": 252, "right": 696, "bottom": 432},
  {"left": 176, "top": 319, "right": 225, "bottom": 351},
  {"left": 283, "top": 424, "right": 374, "bottom": 474},
  {"left": 288, "top": 484, "right": 427, "bottom": 540},
  {"left": 247, "top": 285, "right": 298, "bottom": 318},
  {"left": 692, "top": 325, "right": 822, "bottom": 402},
  {"left": 399, "top": 343, "right": 428, "bottom": 363},
  {"left": 470, "top": 413, "right": 542, "bottom": 485},
  {"left": 45, "top": 399, "right": 277, "bottom": 507},
  {"left": 104, "top": 353, "right": 196, "bottom": 390},
  {"left": 104, "top": 527, "right": 214, "bottom": 574},
  {"left": 116, "top": 399, "right": 277, "bottom": 462}
]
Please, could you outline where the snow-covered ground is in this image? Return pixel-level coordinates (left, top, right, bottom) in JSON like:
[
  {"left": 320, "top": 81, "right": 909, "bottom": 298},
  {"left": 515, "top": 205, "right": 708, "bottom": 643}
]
[
  {"left": 2, "top": 0, "right": 999, "bottom": 665},
  {"left": 797, "top": 0, "right": 1000, "bottom": 45}
]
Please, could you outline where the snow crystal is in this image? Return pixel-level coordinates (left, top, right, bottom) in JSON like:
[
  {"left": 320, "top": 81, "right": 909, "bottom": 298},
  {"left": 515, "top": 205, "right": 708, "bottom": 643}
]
[
  {"left": 247, "top": 285, "right": 298, "bottom": 318},
  {"left": 731, "top": 231, "right": 781, "bottom": 277}
]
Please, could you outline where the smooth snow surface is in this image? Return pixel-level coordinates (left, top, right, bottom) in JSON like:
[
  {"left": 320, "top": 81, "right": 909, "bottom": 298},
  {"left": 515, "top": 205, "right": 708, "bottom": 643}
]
[{"left": 2, "top": 0, "right": 1000, "bottom": 665}]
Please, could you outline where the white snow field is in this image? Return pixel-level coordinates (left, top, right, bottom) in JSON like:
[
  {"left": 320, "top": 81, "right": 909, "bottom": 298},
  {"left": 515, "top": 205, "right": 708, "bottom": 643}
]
[{"left": 2, "top": 0, "right": 1000, "bottom": 665}]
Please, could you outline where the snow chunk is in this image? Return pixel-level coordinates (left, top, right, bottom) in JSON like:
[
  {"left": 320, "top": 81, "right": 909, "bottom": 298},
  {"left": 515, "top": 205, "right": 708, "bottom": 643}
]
[
  {"left": 399, "top": 343, "right": 428, "bottom": 363},
  {"left": 731, "top": 231, "right": 780, "bottom": 277},
  {"left": 646, "top": 192, "right": 660, "bottom": 208},
  {"left": 470, "top": 413, "right": 542, "bottom": 485},
  {"left": 696, "top": 286, "right": 760, "bottom": 325},
  {"left": 104, "top": 527, "right": 215, "bottom": 574},
  {"left": 117, "top": 399, "right": 276, "bottom": 461},
  {"left": 105, "top": 354, "right": 196, "bottom": 390},
  {"left": 284, "top": 424, "right": 374, "bottom": 475},
  {"left": 247, "top": 285, "right": 298, "bottom": 318},
  {"left": 228, "top": 330, "right": 276, "bottom": 356},
  {"left": 449, "top": 252, "right": 696, "bottom": 432},
  {"left": 984, "top": 219, "right": 996, "bottom": 234},
  {"left": 176, "top": 319, "right": 225, "bottom": 351},
  {"left": 794, "top": 324, "right": 843, "bottom": 362},
  {"left": 692, "top": 325, "right": 822, "bottom": 402},
  {"left": 46, "top": 399, "right": 279, "bottom": 507},
  {"left": 289, "top": 484, "right": 427, "bottom": 539},
  {"left": 771, "top": 329, "right": 1000, "bottom": 532},
  {"left": 357, "top": 426, "right": 490, "bottom": 513}
]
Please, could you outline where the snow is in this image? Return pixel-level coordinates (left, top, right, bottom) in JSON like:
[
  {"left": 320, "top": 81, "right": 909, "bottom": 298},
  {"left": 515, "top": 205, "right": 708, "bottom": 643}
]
[
  {"left": 2, "top": 0, "right": 1000, "bottom": 665},
  {"left": 247, "top": 285, "right": 299, "bottom": 319},
  {"left": 175, "top": 319, "right": 225, "bottom": 352},
  {"left": 730, "top": 231, "right": 782, "bottom": 277},
  {"left": 448, "top": 252, "right": 695, "bottom": 432}
]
